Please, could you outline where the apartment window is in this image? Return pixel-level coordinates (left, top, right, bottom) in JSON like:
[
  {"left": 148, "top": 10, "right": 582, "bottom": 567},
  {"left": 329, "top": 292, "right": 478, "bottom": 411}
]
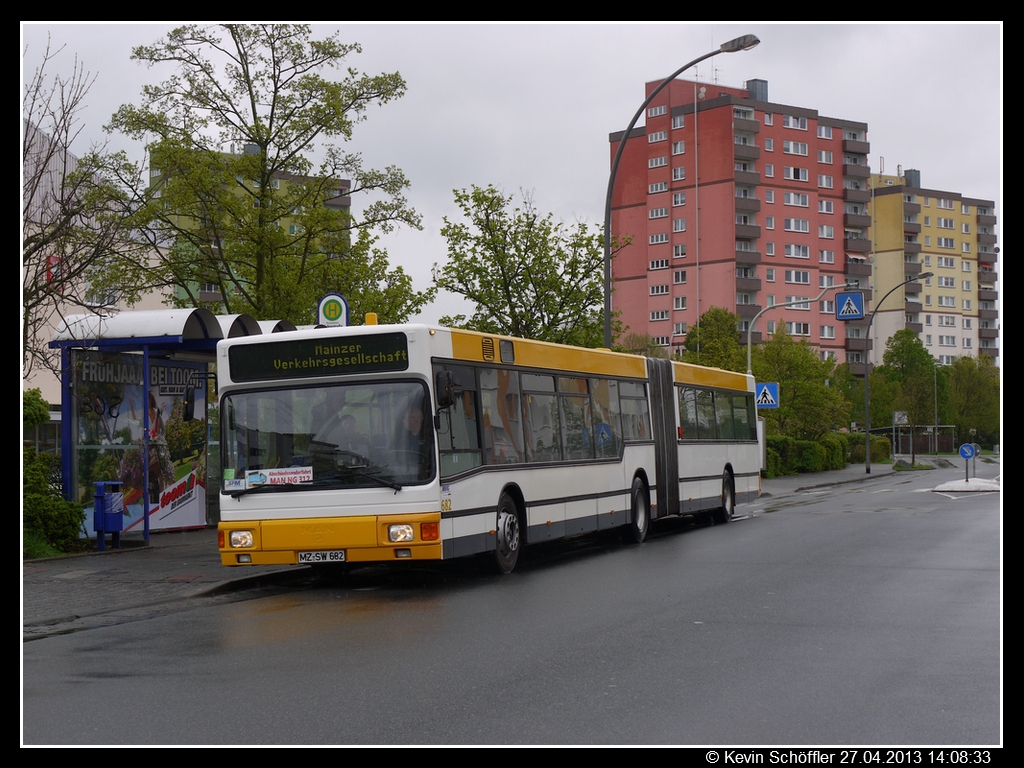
[
  {"left": 649, "top": 207, "right": 668, "bottom": 219},
  {"left": 962, "top": 262, "right": 972, "bottom": 273},
  {"left": 673, "top": 167, "right": 686, "bottom": 181},
  {"left": 649, "top": 156, "right": 668, "bottom": 168},
  {"left": 649, "top": 259, "right": 669, "bottom": 270},
  {"left": 939, "top": 336, "right": 956, "bottom": 346},
  {"left": 767, "top": 295, "right": 776, "bottom": 307},
  {"left": 925, "top": 315, "right": 932, "bottom": 326},
  {"left": 925, "top": 336, "right": 932, "bottom": 346},
  {"left": 819, "top": 225, "right": 835, "bottom": 239},
  {"left": 673, "top": 322, "right": 687, "bottom": 335},
  {"left": 938, "top": 257, "right": 955, "bottom": 268},
  {"left": 819, "top": 275, "right": 835, "bottom": 288},
  {"left": 784, "top": 167, "right": 808, "bottom": 181},
  {"left": 649, "top": 182, "right": 668, "bottom": 194},
  {"left": 674, "top": 296, "right": 687, "bottom": 311},
  {"left": 653, "top": 336, "right": 670, "bottom": 347},
  {"left": 938, "top": 296, "right": 955, "bottom": 307},
  {"left": 673, "top": 192, "right": 686, "bottom": 206},
  {"left": 846, "top": 327, "right": 862, "bottom": 339},
  {"left": 765, "top": 138, "right": 774, "bottom": 152},
  {"left": 785, "top": 218, "right": 810, "bottom": 232},
  {"left": 817, "top": 125, "right": 832, "bottom": 139},
  {"left": 786, "top": 322, "right": 811, "bottom": 336},
  {"left": 783, "top": 141, "right": 808, "bottom": 156},
  {"left": 818, "top": 175, "right": 833, "bottom": 189},
  {"left": 649, "top": 130, "right": 668, "bottom": 143},
  {"left": 672, "top": 141, "right": 686, "bottom": 155},
  {"left": 922, "top": 197, "right": 930, "bottom": 207},
  {"left": 651, "top": 310, "right": 669, "bottom": 321},
  {"left": 786, "top": 270, "right": 810, "bottom": 284},
  {"left": 961, "top": 222, "right": 971, "bottom": 234},
  {"left": 785, "top": 244, "right": 809, "bottom": 259},
  {"left": 672, "top": 115, "right": 685, "bottom": 130},
  {"left": 765, "top": 190, "right": 775, "bottom": 203},
  {"left": 963, "top": 338, "right": 973, "bottom": 348},
  {"left": 819, "top": 200, "right": 834, "bottom": 214},
  {"left": 766, "top": 268, "right": 776, "bottom": 282},
  {"left": 782, "top": 115, "right": 808, "bottom": 130},
  {"left": 764, "top": 164, "right": 774, "bottom": 178},
  {"left": 937, "top": 198, "right": 955, "bottom": 210},
  {"left": 674, "top": 270, "right": 687, "bottom": 284},
  {"left": 650, "top": 233, "right": 669, "bottom": 245},
  {"left": 650, "top": 284, "right": 669, "bottom": 295},
  {"left": 963, "top": 318, "right": 972, "bottom": 329},
  {"left": 767, "top": 321, "right": 776, "bottom": 334},
  {"left": 962, "top": 280, "right": 971, "bottom": 291},
  {"left": 937, "top": 218, "right": 955, "bottom": 229},
  {"left": 784, "top": 192, "right": 809, "bottom": 207},
  {"left": 674, "top": 244, "right": 687, "bottom": 259},
  {"left": 961, "top": 242, "right": 971, "bottom": 253},
  {"left": 963, "top": 299, "right": 972, "bottom": 310},
  {"left": 765, "top": 217, "right": 775, "bottom": 230},
  {"left": 939, "top": 316, "right": 956, "bottom": 327},
  {"left": 818, "top": 150, "right": 833, "bottom": 163},
  {"left": 938, "top": 277, "right": 955, "bottom": 288},
  {"left": 648, "top": 105, "right": 667, "bottom": 118},
  {"left": 765, "top": 243, "right": 775, "bottom": 256},
  {"left": 962, "top": 204, "right": 971, "bottom": 215},
  {"left": 763, "top": 113, "right": 773, "bottom": 126},
  {"left": 925, "top": 295, "right": 932, "bottom": 306},
  {"left": 924, "top": 216, "right": 931, "bottom": 226},
  {"left": 923, "top": 256, "right": 931, "bottom": 266},
  {"left": 820, "top": 326, "right": 835, "bottom": 339},
  {"left": 786, "top": 296, "right": 811, "bottom": 310},
  {"left": 736, "top": 293, "right": 753, "bottom": 305},
  {"left": 673, "top": 218, "right": 686, "bottom": 233},
  {"left": 820, "top": 300, "right": 834, "bottom": 314}
]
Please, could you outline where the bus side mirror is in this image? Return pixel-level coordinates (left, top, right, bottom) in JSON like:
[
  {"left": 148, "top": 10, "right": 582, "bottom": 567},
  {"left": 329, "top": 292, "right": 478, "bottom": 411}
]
[{"left": 435, "top": 370, "right": 455, "bottom": 409}]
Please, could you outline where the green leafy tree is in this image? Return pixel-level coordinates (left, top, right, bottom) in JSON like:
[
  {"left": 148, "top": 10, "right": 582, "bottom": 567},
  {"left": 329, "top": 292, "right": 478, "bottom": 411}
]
[
  {"left": 433, "top": 185, "right": 615, "bottom": 347},
  {"left": 615, "top": 332, "right": 669, "bottom": 359},
  {"left": 681, "top": 307, "right": 744, "bottom": 371},
  {"left": 878, "top": 329, "right": 936, "bottom": 463},
  {"left": 752, "top": 329, "right": 850, "bottom": 440},
  {"left": 947, "top": 355, "right": 1000, "bottom": 447},
  {"left": 23, "top": 388, "right": 50, "bottom": 428},
  {"left": 108, "top": 24, "right": 430, "bottom": 324}
]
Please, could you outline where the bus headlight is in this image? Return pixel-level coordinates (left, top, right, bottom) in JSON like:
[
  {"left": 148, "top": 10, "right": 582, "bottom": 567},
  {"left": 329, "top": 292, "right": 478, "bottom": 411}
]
[
  {"left": 388, "top": 524, "right": 414, "bottom": 543},
  {"left": 229, "top": 530, "right": 255, "bottom": 548}
]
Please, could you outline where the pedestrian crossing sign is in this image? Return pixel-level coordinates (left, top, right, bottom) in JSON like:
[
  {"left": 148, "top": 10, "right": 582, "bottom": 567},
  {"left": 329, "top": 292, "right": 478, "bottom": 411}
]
[
  {"left": 835, "top": 292, "right": 865, "bottom": 320},
  {"left": 756, "top": 382, "right": 779, "bottom": 409}
]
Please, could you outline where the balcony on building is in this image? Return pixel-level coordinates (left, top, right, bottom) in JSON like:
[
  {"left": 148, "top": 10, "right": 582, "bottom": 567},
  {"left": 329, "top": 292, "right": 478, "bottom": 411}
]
[
  {"left": 845, "top": 212, "right": 872, "bottom": 229},
  {"left": 905, "top": 297, "right": 923, "bottom": 311},
  {"left": 902, "top": 220, "right": 921, "bottom": 234},
  {"left": 903, "top": 240, "right": 922, "bottom": 254},
  {"left": 735, "top": 170, "right": 761, "bottom": 186},
  {"left": 977, "top": 233, "right": 997, "bottom": 246},
  {"left": 843, "top": 187, "right": 871, "bottom": 203},
  {"left": 735, "top": 196, "right": 761, "bottom": 212},
  {"left": 845, "top": 259, "right": 872, "bottom": 277},
  {"left": 843, "top": 139, "right": 870, "bottom": 155},
  {"left": 904, "top": 322, "right": 924, "bottom": 334},
  {"left": 848, "top": 361, "right": 874, "bottom": 377},
  {"left": 735, "top": 303, "right": 762, "bottom": 318},
  {"left": 904, "top": 259, "right": 922, "bottom": 275},
  {"left": 736, "top": 276, "right": 762, "bottom": 292},
  {"left": 844, "top": 236, "right": 871, "bottom": 253},
  {"left": 979, "top": 308, "right": 998, "bottom": 320},
  {"left": 902, "top": 201, "right": 922, "bottom": 215},
  {"left": 977, "top": 213, "right": 997, "bottom": 227},
  {"left": 733, "top": 117, "right": 760, "bottom": 134},
  {"left": 904, "top": 280, "right": 923, "bottom": 294},
  {"left": 978, "top": 268, "right": 997, "bottom": 284},
  {"left": 981, "top": 348, "right": 999, "bottom": 359},
  {"left": 845, "top": 337, "right": 873, "bottom": 353},
  {"left": 979, "top": 328, "right": 999, "bottom": 340},
  {"left": 977, "top": 250, "right": 997, "bottom": 265},
  {"left": 739, "top": 330, "right": 763, "bottom": 345},
  {"left": 843, "top": 164, "right": 870, "bottom": 179},
  {"left": 978, "top": 288, "right": 998, "bottom": 302},
  {"left": 735, "top": 248, "right": 762, "bottom": 265},
  {"left": 735, "top": 223, "right": 761, "bottom": 239}
]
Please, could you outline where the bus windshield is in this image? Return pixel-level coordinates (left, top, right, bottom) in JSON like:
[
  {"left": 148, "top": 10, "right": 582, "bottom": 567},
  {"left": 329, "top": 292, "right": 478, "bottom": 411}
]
[{"left": 222, "top": 380, "right": 434, "bottom": 493}]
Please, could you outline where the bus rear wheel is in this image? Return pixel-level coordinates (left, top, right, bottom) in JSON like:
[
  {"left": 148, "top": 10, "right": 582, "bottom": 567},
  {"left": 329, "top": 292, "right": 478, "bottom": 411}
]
[
  {"left": 713, "top": 470, "right": 735, "bottom": 524},
  {"left": 494, "top": 494, "right": 521, "bottom": 574},
  {"left": 625, "top": 478, "right": 649, "bottom": 543}
]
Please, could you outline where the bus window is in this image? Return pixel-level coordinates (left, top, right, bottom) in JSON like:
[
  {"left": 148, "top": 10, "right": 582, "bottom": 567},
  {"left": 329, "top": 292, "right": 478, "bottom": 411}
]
[
  {"left": 590, "top": 377, "right": 622, "bottom": 458},
  {"left": 480, "top": 368, "right": 525, "bottom": 464}
]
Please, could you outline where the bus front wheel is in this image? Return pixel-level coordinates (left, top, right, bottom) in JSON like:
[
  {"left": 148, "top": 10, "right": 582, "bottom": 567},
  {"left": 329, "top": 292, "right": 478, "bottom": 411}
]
[
  {"left": 625, "top": 478, "right": 649, "bottom": 543},
  {"left": 494, "top": 494, "right": 521, "bottom": 574}
]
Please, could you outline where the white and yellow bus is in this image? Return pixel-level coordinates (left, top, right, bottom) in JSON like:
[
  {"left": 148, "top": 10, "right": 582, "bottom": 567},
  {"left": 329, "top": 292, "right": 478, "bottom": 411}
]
[{"left": 217, "top": 321, "right": 761, "bottom": 573}]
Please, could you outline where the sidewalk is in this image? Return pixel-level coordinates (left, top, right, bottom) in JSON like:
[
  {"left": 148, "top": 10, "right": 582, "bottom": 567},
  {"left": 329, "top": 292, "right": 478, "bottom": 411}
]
[{"left": 22, "top": 457, "right": 990, "bottom": 639}]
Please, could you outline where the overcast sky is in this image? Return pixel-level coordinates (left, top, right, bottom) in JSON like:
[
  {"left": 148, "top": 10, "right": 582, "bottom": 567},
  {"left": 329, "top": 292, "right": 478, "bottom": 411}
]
[{"left": 22, "top": 23, "right": 1002, "bottom": 324}]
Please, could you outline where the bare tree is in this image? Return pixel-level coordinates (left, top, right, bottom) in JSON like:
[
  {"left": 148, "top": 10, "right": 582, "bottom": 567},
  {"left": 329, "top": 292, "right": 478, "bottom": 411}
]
[{"left": 23, "top": 38, "right": 148, "bottom": 378}]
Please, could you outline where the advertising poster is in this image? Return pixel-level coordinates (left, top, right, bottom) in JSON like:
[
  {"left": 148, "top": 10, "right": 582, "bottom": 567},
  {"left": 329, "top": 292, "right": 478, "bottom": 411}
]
[{"left": 73, "top": 350, "right": 208, "bottom": 533}]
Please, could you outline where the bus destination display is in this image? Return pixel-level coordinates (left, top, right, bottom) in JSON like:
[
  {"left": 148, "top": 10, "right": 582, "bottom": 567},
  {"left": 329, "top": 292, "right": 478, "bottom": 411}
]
[{"left": 228, "top": 332, "right": 409, "bottom": 381}]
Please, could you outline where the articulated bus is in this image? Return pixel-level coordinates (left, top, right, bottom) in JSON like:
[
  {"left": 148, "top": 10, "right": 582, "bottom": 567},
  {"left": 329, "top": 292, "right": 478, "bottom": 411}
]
[{"left": 217, "top": 321, "right": 761, "bottom": 573}]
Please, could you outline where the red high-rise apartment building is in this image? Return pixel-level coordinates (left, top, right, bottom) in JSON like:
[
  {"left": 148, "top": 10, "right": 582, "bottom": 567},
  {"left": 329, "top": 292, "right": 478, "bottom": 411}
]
[{"left": 609, "top": 78, "right": 870, "bottom": 363}]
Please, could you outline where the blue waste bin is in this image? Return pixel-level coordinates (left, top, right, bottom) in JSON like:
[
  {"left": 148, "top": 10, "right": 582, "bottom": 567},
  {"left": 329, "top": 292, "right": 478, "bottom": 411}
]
[{"left": 93, "top": 481, "right": 124, "bottom": 551}]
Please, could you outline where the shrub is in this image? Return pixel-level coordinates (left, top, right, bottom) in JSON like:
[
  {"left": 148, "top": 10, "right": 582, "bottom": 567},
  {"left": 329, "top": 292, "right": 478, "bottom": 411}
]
[
  {"left": 794, "top": 440, "right": 827, "bottom": 473},
  {"left": 23, "top": 449, "right": 85, "bottom": 554},
  {"left": 763, "top": 447, "right": 782, "bottom": 478}
]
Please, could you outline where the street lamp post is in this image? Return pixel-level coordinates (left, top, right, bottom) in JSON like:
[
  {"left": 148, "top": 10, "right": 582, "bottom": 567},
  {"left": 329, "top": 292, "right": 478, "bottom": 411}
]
[
  {"left": 862, "top": 272, "right": 933, "bottom": 473},
  {"left": 603, "top": 34, "right": 760, "bottom": 349}
]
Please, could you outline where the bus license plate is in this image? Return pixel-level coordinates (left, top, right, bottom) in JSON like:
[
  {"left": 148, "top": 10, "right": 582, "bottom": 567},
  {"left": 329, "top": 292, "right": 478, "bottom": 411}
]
[{"left": 298, "top": 550, "right": 346, "bottom": 563}]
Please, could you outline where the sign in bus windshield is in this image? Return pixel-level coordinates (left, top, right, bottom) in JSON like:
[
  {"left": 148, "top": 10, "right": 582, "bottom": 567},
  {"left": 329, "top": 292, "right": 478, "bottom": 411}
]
[{"left": 228, "top": 332, "right": 410, "bottom": 382}]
